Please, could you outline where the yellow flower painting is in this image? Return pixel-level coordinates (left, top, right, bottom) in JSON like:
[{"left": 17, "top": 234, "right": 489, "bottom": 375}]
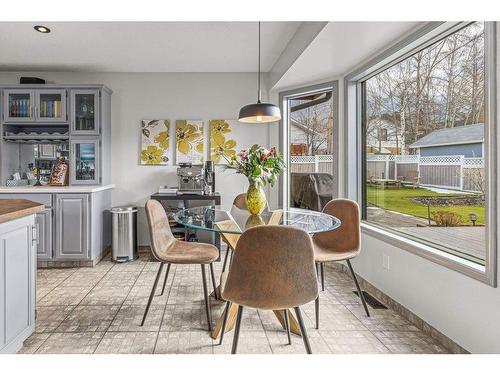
[
  {"left": 140, "top": 145, "right": 164, "bottom": 165},
  {"left": 141, "top": 119, "right": 170, "bottom": 165},
  {"left": 176, "top": 120, "right": 204, "bottom": 164},
  {"left": 210, "top": 134, "right": 237, "bottom": 164},
  {"left": 209, "top": 119, "right": 239, "bottom": 165}
]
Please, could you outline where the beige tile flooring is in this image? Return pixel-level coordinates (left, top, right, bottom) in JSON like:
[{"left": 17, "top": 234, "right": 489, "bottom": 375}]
[{"left": 20, "top": 252, "right": 449, "bottom": 354}]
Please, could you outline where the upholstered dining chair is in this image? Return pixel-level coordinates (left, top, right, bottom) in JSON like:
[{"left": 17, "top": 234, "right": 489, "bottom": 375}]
[
  {"left": 143, "top": 199, "right": 219, "bottom": 331},
  {"left": 312, "top": 199, "right": 370, "bottom": 329},
  {"left": 221, "top": 225, "right": 318, "bottom": 354}
]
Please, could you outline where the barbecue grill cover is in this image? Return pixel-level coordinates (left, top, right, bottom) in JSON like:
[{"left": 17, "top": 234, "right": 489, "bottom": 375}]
[{"left": 291, "top": 173, "right": 334, "bottom": 211}]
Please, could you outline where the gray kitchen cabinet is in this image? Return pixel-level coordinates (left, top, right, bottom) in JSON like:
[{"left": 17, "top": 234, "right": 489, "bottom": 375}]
[
  {"left": 35, "top": 208, "right": 52, "bottom": 260},
  {"left": 35, "top": 89, "right": 67, "bottom": 123},
  {"left": 0, "top": 214, "right": 36, "bottom": 353},
  {"left": 70, "top": 89, "right": 100, "bottom": 135},
  {"left": 2, "top": 89, "right": 35, "bottom": 122},
  {"left": 70, "top": 139, "right": 100, "bottom": 185},
  {"left": 55, "top": 194, "right": 90, "bottom": 260}
]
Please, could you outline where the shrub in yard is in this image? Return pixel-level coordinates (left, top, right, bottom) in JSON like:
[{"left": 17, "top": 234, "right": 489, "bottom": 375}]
[{"left": 432, "top": 211, "right": 462, "bottom": 226}]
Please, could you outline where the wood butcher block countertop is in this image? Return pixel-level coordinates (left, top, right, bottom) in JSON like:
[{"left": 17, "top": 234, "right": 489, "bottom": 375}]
[{"left": 0, "top": 199, "right": 44, "bottom": 224}]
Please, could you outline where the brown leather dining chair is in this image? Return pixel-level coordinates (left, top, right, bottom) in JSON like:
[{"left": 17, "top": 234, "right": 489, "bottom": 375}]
[
  {"left": 221, "top": 225, "right": 318, "bottom": 354},
  {"left": 312, "top": 199, "right": 370, "bottom": 329},
  {"left": 143, "top": 199, "right": 219, "bottom": 331}
]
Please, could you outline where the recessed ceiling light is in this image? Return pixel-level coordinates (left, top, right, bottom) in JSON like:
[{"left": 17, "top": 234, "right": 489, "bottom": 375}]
[{"left": 34, "top": 25, "right": 50, "bottom": 33}]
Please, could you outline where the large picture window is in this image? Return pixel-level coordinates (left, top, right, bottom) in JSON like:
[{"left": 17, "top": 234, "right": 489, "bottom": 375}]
[{"left": 345, "top": 21, "right": 496, "bottom": 283}]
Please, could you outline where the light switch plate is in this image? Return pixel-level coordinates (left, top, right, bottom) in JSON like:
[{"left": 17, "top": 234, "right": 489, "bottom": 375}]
[{"left": 383, "top": 254, "right": 390, "bottom": 270}]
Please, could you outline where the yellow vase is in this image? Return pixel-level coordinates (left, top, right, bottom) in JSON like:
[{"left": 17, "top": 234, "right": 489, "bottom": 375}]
[
  {"left": 245, "top": 214, "right": 265, "bottom": 229},
  {"left": 246, "top": 181, "right": 267, "bottom": 215}
]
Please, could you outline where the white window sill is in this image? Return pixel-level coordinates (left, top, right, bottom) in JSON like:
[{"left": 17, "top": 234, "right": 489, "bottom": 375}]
[{"left": 360, "top": 222, "right": 493, "bottom": 285}]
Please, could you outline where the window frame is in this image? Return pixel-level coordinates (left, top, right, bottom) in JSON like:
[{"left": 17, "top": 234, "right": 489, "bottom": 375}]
[
  {"left": 278, "top": 81, "right": 339, "bottom": 209},
  {"left": 344, "top": 22, "right": 497, "bottom": 286}
]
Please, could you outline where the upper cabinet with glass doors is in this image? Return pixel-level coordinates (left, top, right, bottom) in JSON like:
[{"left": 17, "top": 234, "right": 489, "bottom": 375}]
[
  {"left": 3, "top": 88, "right": 66, "bottom": 123},
  {"left": 70, "top": 89, "right": 100, "bottom": 135},
  {"left": 36, "top": 89, "right": 67, "bottom": 122},
  {"left": 3, "top": 89, "right": 35, "bottom": 122}
]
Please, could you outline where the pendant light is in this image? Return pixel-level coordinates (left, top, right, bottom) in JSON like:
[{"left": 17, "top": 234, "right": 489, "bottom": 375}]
[{"left": 238, "top": 22, "right": 282, "bottom": 123}]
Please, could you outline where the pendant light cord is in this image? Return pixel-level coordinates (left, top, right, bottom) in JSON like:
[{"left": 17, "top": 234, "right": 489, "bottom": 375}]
[{"left": 257, "top": 21, "right": 261, "bottom": 103}]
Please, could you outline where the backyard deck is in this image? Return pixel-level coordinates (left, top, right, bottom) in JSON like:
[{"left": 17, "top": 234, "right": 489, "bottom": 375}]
[
  {"left": 367, "top": 206, "right": 485, "bottom": 263},
  {"left": 396, "top": 226, "right": 485, "bottom": 262}
]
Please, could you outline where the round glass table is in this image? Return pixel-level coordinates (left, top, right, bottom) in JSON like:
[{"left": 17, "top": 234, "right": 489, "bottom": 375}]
[
  {"left": 173, "top": 204, "right": 341, "bottom": 340},
  {"left": 173, "top": 205, "right": 341, "bottom": 235}
]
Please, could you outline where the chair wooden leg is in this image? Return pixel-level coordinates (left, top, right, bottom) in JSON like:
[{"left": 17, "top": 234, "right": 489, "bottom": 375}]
[
  {"left": 141, "top": 263, "right": 164, "bottom": 326},
  {"left": 209, "top": 263, "right": 218, "bottom": 300},
  {"left": 201, "top": 264, "right": 212, "bottom": 331},
  {"left": 231, "top": 305, "right": 244, "bottom": 354},
  {"left": 219, "top": 301, "right": 231, "bottom": 345},
  {"left": 160, "top": 263, "right": 171, "bottom": 296},
  {"left": 347, "top": 259, "right": 370, "bottom": 317},
  {"left": 294, "top": 306, "right": 312, "bottom": 354},
  {"left": 315, "top": 297, "right": 319, "bottom": 329},
  {"left": 222, "top": 248, "right": 231, "bottom": 272},
  {"left": 320, "top": 262, "right": 325, "bottom": 291},
  {"left": 284, "top": 309, "right": 291, "bottom": 345}
]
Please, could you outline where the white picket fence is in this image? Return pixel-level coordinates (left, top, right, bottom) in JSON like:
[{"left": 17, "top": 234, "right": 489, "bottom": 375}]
[
  {"left": 290, "top": 155, "right": 334, "bottom": 174},
  {"left": 290, "top": 154, "right": 485, "bottom": 192},
  {"left": 366, "top": 154, "right": 484, "bottom": 192}
]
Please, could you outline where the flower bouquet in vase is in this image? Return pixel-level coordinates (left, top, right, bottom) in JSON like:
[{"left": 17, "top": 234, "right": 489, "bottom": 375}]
[{"left": 223, "top": 145, "right": 285, "bottom": 215}]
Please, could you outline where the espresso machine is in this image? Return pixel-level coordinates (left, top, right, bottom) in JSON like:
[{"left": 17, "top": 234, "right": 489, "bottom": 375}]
[{"left": 176, "top": 161, "right": 215, "bottom": 195}]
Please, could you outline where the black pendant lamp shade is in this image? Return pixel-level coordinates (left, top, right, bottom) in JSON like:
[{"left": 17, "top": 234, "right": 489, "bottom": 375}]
[
  {"left": 238, "top": 22, "right": 281, "bottom": 124},
  {"left": 238, "top": 101, "right": 281, "bottom": 123}
]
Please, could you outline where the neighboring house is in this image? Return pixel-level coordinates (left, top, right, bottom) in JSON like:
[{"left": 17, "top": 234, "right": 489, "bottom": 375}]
[
  {"left": 290, "top": 118, "right": 330, "bottom": 155},
  {"left": 409, "top": 123, "right": 484, "bottom": 157},
  {"left": 366, "top": 114, "right": 402, "bottom": 155}
]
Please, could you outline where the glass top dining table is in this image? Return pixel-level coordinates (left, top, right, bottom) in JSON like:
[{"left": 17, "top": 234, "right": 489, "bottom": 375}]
[{"left": 173, "top": 205, "right": 341, "bottom": 235}]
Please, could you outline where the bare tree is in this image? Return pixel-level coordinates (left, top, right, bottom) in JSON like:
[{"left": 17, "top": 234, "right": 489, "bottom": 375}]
[{"left": 366, "top": 22, "right": 485, "bottom": 154}]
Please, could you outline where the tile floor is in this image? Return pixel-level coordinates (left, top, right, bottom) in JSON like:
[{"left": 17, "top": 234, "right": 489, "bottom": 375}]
[{"left": 20, "top": 252, "right": 449, "bottom": 354}]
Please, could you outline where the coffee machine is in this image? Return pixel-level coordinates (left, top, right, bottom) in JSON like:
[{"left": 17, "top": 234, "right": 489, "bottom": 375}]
[{"left": 176, "top": 161, "right": 215, "bottom": 195}]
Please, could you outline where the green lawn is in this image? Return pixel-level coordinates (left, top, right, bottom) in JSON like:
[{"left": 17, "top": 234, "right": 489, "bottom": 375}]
[{"left": 367, "top": 186, "right": 485, "bottom": 225}]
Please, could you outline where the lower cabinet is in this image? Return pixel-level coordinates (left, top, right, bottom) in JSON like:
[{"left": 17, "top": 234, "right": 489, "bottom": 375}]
[
  {"left": 35, "top": 208, "right": 52, "bottom": 260},
  {"left": 0, "top": 215, "right": 36, "bottom": 353},
  {"left": 54, "top": 194, "right": 90, "bottom": 260},
  {"left": 0, "top": 189, "right": 111, "bottom": 264}
]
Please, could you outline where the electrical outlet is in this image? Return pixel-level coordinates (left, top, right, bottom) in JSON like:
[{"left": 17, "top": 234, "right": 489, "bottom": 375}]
[{"left": 383, "top": 254, "right": 390, "bottom": 270}]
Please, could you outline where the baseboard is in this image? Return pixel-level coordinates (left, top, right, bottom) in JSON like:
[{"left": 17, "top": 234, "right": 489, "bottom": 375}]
[
  {"left": 37, "top": 246, "right": 111, "bottom": 268},
  {"left": 325, "top": 262, "right": 468, "bottom": 354}
]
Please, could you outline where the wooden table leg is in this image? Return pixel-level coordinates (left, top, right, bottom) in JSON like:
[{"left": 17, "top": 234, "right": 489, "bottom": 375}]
[
  {"left": 211, "top": 302, "right": 239, "bottom": 339},
  {"left": 273, "top": 309, "right": 302, "bottom": 336}
]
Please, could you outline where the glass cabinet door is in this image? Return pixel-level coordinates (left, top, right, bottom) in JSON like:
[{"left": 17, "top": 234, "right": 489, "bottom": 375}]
[
  {"left": 70, "top": 90, "right": 100, "bottom": 135},
  {"left": 37, "top": 89, "right": 67, "bottom": 122},
  {"left": 70, "top": 139, "right": 99, "bottom": 184},
  {"left": 3, "top": 89, "right": 35, "bottom": 122}
]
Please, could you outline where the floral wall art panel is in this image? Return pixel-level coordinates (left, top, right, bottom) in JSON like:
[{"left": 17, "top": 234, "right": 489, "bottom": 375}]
[
  {"left": 140, "top": 119, "right": 170, "bottom": 165},
  {"left": 175, "top": 120, "right": 204, "bottom": 164},
  {"left": 209, "top": 119, "right": 263, "bottom": 165}
]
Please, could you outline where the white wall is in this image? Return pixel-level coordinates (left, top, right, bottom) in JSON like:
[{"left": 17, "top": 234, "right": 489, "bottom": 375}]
[{"left": 0, "top": 72, "right": 269, "bottom": 244}]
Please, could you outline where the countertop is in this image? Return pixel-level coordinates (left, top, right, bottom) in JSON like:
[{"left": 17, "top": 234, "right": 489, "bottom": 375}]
[
  {"left": 0, "top": 184, "right": 115, "bottom": 193},
  {"left": 0, "top": 199, "right": 45, "bottom": 224}
]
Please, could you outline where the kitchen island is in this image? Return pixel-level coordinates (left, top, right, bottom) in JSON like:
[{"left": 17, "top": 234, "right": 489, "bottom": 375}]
[{"left": 0, "top": 199, "right": 44, "bottom": 353}]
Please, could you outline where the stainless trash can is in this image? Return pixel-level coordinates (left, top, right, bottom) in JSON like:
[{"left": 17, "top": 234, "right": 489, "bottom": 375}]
[{"left": 111, "top": 206, "right": 138, "bottom": 262}]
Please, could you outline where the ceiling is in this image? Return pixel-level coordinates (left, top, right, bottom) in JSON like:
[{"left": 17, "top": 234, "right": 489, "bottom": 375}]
[
  {"left": 274, "top": 22, "right": 422, "bottom": 89},
  {"left": 0, "top": 22, "right": 302, "bottom": 72}
]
